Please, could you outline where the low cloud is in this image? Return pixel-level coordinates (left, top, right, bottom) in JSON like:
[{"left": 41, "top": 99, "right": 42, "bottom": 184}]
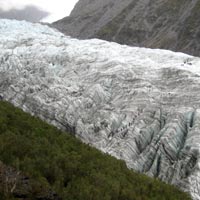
[{"left": 0, "top": 5, "right": 50, "bottom": 22}]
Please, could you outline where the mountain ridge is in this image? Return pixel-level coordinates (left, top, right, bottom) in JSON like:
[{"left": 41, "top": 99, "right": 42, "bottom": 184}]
[{"left": 53, "top": 0, "right": 200, "bottom": 56}]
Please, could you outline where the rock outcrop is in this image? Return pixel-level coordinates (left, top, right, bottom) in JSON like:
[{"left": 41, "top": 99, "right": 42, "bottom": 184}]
[
  {"left": 53, "top": 0, "right": 200, "bottom": 57},
  {"left": 0, "top": 19, "right": 200, "bottom": 199}
]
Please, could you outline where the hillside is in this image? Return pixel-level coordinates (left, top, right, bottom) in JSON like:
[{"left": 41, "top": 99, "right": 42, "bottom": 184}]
[
  {"left": 0, "top": 101, "right": 191, "bottom": 200},
  {"left": 53, "top": 0, "right": 200, "bottom": 56}
]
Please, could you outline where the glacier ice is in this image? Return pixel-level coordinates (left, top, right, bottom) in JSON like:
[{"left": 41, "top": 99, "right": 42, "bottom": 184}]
[{"left": 1, "top": 19, "right": 200, "bottom": 199}]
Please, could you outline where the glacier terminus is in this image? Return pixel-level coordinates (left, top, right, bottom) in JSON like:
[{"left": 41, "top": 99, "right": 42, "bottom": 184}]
[{"left": 0, "top": 20, "right": 200, "bottom": 199}]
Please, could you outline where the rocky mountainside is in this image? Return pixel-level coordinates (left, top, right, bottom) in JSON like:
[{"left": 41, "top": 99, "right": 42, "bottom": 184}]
[
  {"left": 0, "top": 19, "right": 200, "bottom": 199},
  {"left": 53, "top": 0, "right": 200, "bottom": 57}
]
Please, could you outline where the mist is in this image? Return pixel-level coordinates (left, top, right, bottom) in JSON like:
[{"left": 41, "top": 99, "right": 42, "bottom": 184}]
[{"left": 0, "top": 5, "right": 49, "bottom": 22}]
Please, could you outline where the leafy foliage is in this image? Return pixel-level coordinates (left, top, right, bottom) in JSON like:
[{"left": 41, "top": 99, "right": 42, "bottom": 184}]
[{"left": 0, "top": 101, "right": 191, "bottom": 200}]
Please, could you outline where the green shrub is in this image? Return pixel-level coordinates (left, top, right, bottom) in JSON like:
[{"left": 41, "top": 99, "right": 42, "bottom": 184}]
[{"left": 0, "top": 101, "right": 192, "bottom": 200}]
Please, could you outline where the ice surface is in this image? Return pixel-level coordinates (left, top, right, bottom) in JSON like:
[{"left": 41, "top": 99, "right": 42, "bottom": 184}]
[{"left": 1, "top": 19, "right": 200, "bottom": 199}]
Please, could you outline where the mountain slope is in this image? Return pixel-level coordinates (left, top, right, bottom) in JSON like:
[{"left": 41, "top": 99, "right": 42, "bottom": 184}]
[
  {"left": 0, "top": 101, "right": 191, "bottom": 200},
  {"left": 0, "top": 19, "right": 200, "bottom": 199},
  {"left": 53, "top": 0, "right": 200, "bottom": 56}
]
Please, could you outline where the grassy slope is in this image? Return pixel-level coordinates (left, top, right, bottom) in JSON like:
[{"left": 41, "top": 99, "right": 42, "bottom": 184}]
[{"left": 0, "top": 101, "right": 191, "bottom": 200}]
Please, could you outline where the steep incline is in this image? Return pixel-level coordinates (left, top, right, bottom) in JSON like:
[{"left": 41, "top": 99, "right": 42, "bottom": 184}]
[
  {"left": 53, "top": 0, "right": 200, "bottom": 56},
  {"left": 0, "top": 101, "right": 191, "bottom": 200},
  {"left": 0, "top": 19, "right": 200, "bottom": 199}
]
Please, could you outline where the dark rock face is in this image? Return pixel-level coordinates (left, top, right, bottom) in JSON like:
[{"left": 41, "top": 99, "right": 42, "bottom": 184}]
[{"left": 53, "top": 0, "right": 200, "bottom": 57}]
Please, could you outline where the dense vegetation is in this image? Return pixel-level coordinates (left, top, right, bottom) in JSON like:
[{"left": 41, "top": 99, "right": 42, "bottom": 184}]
[{"left": 0, "top": 101, "right": 191, "bottom": 200}]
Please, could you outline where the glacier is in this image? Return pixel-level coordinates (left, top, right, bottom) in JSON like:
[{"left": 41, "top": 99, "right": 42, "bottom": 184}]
[{"left": 0, "top": 19, "right": 200, "bottom": 199}]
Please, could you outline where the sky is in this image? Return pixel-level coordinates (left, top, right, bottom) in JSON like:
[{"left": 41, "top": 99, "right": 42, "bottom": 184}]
[{"left": 0, "top": 0, "right": 79, "bottom": 23}]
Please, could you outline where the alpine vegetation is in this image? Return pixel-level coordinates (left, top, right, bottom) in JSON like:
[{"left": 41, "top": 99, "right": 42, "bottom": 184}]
[{"left": 0, "top": 101, "right": 191, "bottom": 199}]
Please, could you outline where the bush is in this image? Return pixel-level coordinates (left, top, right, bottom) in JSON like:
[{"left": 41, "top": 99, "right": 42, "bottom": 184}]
[{"left": 0, "top": 101, "right": 192, "bottom": 200}]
